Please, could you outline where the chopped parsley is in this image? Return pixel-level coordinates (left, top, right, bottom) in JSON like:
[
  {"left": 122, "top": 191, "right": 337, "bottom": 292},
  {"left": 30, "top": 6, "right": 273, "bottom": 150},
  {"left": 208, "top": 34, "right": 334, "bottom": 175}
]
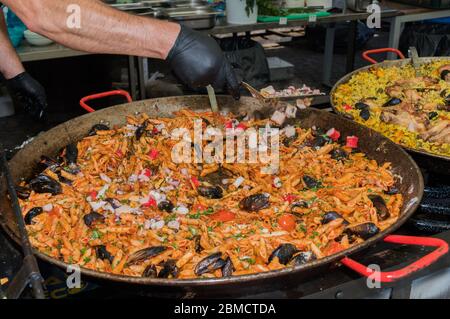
[
  {"left": 188, "top": 207, "right": 214, "bottom": 219},
  {"left": 91, "top": 229, "right": 102, "bottom": 240}
]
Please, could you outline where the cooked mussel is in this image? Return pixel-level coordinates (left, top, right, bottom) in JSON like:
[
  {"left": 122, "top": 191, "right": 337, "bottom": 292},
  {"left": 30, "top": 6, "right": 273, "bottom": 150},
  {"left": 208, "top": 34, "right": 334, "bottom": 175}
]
[
  {"left": 383, "top": 98, "right": 401, "bottom": 107},
  {"left": 83, "top": 212, "right": 105, "bottom": 227},
  {"left": 127, "top": 246, "right": 167, "bottom": 265},
  {"left": 95, "top": 245, "right": 114, "bottom": 263},
  {"left": 157, "top": 259, "right": 179, "bottom": 278},
  {"left": 193, "top": 235, "right": 202, "bottom": 253},
  {"left": 330, "top": 148, "right": 348, "bottom": 161},
  {"left": 65, "top": 143, "right": 78, "bottom": 165},
  {"left": 308, "top": 135, "right": 328, "bottom": 149},
  {"left": 303, "top": 175, "right": 322, "bottom": 189},
  {"left": 29, "top": 175, "right": 62, "bottom": 195},
  {"left": 441, "top": 69, "right": 450, "bottom": 82},
  {"left": 321, "top": 211, "right": 349, "bottom": 225},
  {"left": 355, "top": 102, "right": 369, "bottom": 110},
  {"left": 290, "top": 251, "right": 316, "bottom": 266},
  {"left": 24, "top": 207, "right": 43, "bottom": 225},
  {"left": 345, "top": 222, "right": 379, "bottom": 240},
  {"left": 197, "top": 186, "right": 223, "bottom": 199},
  {"left": 239, "top": 193, "right": 270, "bottom": 212},
  {"left": 221, "top": 257, "right": 234, "bottom": 277},
  {"left": 194, "top": 252, "right": 224, "bottom": 276},
  {"left": 15, "top": 185, "right": 31, "bottom": 200},
  {"left": 135, "top": 121, "right": 148, "bottom": 140},
  {"left": 88, "top": 124, "right": 110, "bottom": 136},
  {"left": 142, "top": 264, "right": 157, "bottom": 278},
  {"left": 268, "top": 243, "right": 299, "bottom": 265},
  {"left": 368, "top": 195, "right": 389, "bottom": 221},
  {"left": 158, "top": 200, "right": 174, "bottom": 213},
  {"left": 359, "top": 108, "right": 370, "bottom": 121},
  {"left": 105, "top": 198, "right": 121, "bottom": 209}
]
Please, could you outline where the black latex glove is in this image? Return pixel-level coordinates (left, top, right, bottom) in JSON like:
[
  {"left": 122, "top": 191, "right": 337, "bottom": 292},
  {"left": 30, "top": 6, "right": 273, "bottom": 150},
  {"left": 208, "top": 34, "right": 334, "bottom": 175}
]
[
  {"left": 5, "top": 72, "right": 47, "bottom": 120},
  {"left": 167, "top": 25, "right": 241, "bottom": 100}
]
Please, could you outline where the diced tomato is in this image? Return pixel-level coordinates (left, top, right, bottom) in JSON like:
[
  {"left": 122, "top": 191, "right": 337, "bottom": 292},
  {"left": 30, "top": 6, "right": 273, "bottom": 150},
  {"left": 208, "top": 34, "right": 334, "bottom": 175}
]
[
  {"left": 326, "top": 128, "right": 341, "bottom": 142},
  {"left": 235, "top": 123, "right": 247, "bottom": 131},
  {"left": 193, "top": 203, "right": 207, "bottom": 211},
  {"left": 142, "top": 197, "right": 157, "bottom": 208},
  {"left": 191, "top": 176, "right": 200, "bottom": 188},
  {"left": 148, "top": 149, "right": 159, "bottom": 160},
  {"left": 282, "top": 194, "right": 298, "bottom": 204},
  {"left": 224, "top": 120, "right": 234, "bottom": 129},
  {"left": 210, "top": 209, "right": 235, "bottom": 222},
  {"left": 346, "top": 136, "right": 359, "bottom": 148},
  {"left": 115, "top": 150, "right": 123, "bottom": 158},
  {"left": 343, "top": 104, "right": 352, "bottom": 111},
  {"left": 89, "top": 190, "right": 97, "bottom": 200},
  {"left": 152, "top": 127, "right": 159, "bottom": 134},
  {"left": 142, "top": 168, "right": 152, "bottom": 177},
  {"left": 278, "top": 214, "right": 296, "bottom": 232},
  {"left": 325, "top": 241, "right": 345, "bottom": 255}
]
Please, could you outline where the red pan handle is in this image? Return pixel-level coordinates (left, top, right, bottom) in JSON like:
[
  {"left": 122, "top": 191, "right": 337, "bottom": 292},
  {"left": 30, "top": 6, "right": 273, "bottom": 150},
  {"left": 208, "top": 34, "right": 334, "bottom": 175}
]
[
  {"left": 341, "top": 235, "right": 448, "bottom": 283},
  {"left": 362, "top": 48, "right": 406, "bottom": 65},
  {"left": 80, "top": 90, "right": 132, "bottom": 113}
]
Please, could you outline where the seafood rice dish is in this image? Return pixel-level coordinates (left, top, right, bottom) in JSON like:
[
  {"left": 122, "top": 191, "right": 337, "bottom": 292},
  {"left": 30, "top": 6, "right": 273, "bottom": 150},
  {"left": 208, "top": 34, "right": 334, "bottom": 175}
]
[
  {"left": 333, "top": 60, "right": 450, "bottom": 157},
  {"left": 17, "top": 109, "right": 403, "bottom": 279}
]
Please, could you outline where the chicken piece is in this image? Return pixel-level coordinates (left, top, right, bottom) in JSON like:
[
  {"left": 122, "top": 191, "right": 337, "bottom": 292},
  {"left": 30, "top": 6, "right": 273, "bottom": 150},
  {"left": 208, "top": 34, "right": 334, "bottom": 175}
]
[
  {"left": 385, "top": 85, "right": 403, "bottom": 98},
  {"left": 404, "top": 89, "right": 422, "bottom": 104},
  {"left": 380, "top": 110, "right": 427, "bottom": 133},
  {"left": 429, "top": 126, "right": 450, "bottom": 144},
  {"left": 420, "top": 120, "right": 450, "bottom": 143}
]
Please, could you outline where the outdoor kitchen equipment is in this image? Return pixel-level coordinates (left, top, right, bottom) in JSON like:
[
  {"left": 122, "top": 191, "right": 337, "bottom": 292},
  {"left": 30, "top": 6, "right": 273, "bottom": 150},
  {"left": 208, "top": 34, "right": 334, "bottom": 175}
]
[{"left": 0, "top": 94, "right": 447, "bottom": 298}]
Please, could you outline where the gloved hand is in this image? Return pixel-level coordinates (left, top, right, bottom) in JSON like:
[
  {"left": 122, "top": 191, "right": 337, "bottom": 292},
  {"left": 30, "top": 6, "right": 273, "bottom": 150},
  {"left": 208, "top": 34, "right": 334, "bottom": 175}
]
[
  {"left": 5, "top": 72, "right": 47, "bottom": 120},
  {"left": 167, "top": 25, "right": 241, "bottom": 100}
]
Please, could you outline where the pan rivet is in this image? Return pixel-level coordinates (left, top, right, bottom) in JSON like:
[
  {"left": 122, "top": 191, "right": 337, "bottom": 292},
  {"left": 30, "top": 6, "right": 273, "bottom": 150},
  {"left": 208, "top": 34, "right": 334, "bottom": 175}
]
[{"left": 335, "top": 291, "right": 344, "bottom": 299}]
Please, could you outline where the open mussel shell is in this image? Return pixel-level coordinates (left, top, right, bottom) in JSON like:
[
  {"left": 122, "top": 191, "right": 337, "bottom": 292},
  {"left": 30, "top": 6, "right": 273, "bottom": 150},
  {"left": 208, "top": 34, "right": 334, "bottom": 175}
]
[
  {"left": 127, "top": 246, "right": 167, "bottom": 265},
  {"left": 24, "top": 207, "right": 43, "bottom": 225},
  {"left": 95, "top": 245, "right": 114, "bottom": 263},
  {"left": 239, "top": 193, "right": 270, "bottom": 212},
  {"left": 29, "top": 175, "right": 62, "bottom": 195},
  {"left": 368, "top": 195, "right": 390, "bottom": 221},
  {"left": 268, "top": 244, "right": 299, "bottom": 265},
  {"left": 157, "top": 259, "right": 179, "bottom": 278},
  {"left": 194, "top": 252, "right": 224, "bottom": 276},
  {"left": 197, "top": 185, "right": 223, "bottom": 199},
  {"left": 83, "top": 212, "right": 105, "bottom": 227},
  {"left": 345, "top": 222, "right": 380, "bottom": 240}
]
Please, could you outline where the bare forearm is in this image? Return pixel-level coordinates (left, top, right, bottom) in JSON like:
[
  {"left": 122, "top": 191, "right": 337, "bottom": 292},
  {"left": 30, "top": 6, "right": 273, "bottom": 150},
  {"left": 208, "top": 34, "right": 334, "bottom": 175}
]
[
  {"left": 0, "top": 12, "right": 25, "bottom": 79},
  {"left": 3, "top": 0, "right": 180, "bottom": 59}
]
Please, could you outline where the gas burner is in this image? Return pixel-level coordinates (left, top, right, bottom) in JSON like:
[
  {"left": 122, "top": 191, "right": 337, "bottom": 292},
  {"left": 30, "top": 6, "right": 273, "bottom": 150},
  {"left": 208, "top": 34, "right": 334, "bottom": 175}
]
[{"left": 408, "top": 172, "right": 450, "bottom": 234}]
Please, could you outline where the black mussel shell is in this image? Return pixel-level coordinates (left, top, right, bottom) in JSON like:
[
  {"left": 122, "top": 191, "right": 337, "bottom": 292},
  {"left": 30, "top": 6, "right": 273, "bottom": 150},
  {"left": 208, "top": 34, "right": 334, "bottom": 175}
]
[
  {"left": 221, "top": 257, "right": 235, "bottom": 277},
  {"left": 359, "top": 108, "right": 370, "bottom": 121},
  {"left": 142, "top": 264, "right": 157, "bottom": 278},
  {"left": 135, "top": 121, "right": 147, "bottom": 140},
  {"left": 308, "top": 135, "right": 329, "bottom": 149},
  {"left": 24, "top": 207, "right": 43, "bottom": 225},
  {"left": 194, "top": 252, "right": 223, "bottom": 276},
  {"left": 193, "top": 235, "right": 203, "bottom": 253},
  {"left": 321, "top": 211, "right": 348, "bottom": 225},
  {"left": 239, "top": 193, "right": 270, "bottom": 212},
  {"left": 128, "top": 246, "right": 167, "bottom": 265},
  {"left": 105, "top": 198, "right": 121, "bottom": 209},
  {"left": 65, "top": 143, "right": 78, "bottom": 165},
  {"left": 268, "top": 243, "right": 299, "bottom": 265},
  {"left": 88, "top": 124, "right": 110, "bottom": 136},
  {"left": 15, "top": 185, "right": 31, "bottom": 200},
  {"left": 197, "top": 186, "right": 223, "bottom": 199},
  {"left": 83, "top": 212, "right": 105, "bottom": 227},
  {"left": 441, "top": 69, "right": 450, "bottom": 81},
  {"left": 368, "top": 195, "right": 389, "bottom": 221},
  {"left": 158, "top": 200, "right": 174, "bottom": 213},
  {"left": 95, "top": 245, "right": 114, "bottom": 263},
  {"left": 428, "top": 111, "right": 438, "bottom": 120},
  {"left": 29, "top": 175, "right": 62, "bottom": 195},
  {"left": 290, "top": 251, "right": 316, "bottom": 266},
  {"left": 355, "top": 102, "right": 369, "bottom": 110},
  {"left": 292, "top": 201, "right": 309, "bottom": 209},
  {"left": 383, "top": 98, "right": 401, "bottom": 107},
  {"left": 346, "top": 222, "right": 380, "bottom": 240},
  {"left": 303, "top": 175, "right": 322, "bottom": 189},
  {"left": 330, "top": 148, "right": 348, "bottom": 161},
  {"left": 157, "top": 259, "right": 179, "bottom": 278}
]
